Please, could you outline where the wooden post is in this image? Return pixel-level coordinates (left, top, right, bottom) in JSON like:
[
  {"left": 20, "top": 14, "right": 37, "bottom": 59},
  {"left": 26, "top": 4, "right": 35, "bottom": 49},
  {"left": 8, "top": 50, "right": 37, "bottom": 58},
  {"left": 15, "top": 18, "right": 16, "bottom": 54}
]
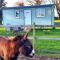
[{"left": 33, "top": 23, "right": 35, "bottom": 54}]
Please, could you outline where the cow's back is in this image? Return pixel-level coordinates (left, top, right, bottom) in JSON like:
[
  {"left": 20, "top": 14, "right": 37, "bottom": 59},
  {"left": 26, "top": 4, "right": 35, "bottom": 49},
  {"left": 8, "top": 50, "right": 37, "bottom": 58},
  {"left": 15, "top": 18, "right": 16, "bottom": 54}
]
[{"left": 0, "top": 37, "right": 12, "bottom": 59}]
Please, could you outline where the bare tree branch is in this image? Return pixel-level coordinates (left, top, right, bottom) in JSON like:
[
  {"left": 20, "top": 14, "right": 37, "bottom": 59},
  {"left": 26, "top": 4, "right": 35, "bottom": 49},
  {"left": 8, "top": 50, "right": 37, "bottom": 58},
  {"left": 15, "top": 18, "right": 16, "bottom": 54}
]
[
  {"left": 28, "top": 0, "right": 42, "bottom": 5},
  {"left": 15, "top": 2, "right": 24, "bottom": 6}
]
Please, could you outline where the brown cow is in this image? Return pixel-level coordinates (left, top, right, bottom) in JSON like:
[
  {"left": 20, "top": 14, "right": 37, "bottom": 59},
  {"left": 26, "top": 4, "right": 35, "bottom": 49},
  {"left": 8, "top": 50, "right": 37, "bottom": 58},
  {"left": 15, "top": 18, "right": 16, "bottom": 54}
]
[{"left": 0, "top": 27, "right": 34, "bottom": 60}]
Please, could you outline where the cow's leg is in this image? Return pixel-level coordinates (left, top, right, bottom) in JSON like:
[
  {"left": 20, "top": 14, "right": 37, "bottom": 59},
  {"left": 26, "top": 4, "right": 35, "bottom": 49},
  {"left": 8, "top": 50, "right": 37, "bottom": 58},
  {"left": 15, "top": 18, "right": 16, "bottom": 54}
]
[
  {"left": 3, "top": 52, "right": 9, "bottom": 60},
  {"left": 3, "top": 49, "right": 9, "bottom": 60},
  {"left": 4, "top": 57, "right": 9, "bottom": 60},
  {"left": 4, "top": 54, "right": 9, "bottom": 60},
  {"left": 0, "top": 52, "right": 3, "bottom": 60},
  {"left": 0, "top": 56, "right": 3, "bottom": 60}
]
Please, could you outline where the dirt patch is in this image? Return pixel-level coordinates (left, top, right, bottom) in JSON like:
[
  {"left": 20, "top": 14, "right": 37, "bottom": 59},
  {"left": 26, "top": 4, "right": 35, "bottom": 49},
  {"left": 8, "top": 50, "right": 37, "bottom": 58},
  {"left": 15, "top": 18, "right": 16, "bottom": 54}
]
[{"left": 17, "top": 56, "right": 60, "bottom": 60}]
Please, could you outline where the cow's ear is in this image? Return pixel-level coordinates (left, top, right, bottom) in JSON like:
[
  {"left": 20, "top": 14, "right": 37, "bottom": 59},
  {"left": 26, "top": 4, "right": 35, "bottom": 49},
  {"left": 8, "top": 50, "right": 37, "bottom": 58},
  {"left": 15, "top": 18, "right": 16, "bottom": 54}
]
[
  {"left": 23, "top": 27, "right": 31, "bottom": 40},
  {"left": 9, "top": 36, "right": 15, "bottom": 41},
  {"left": 23, "top": 26, "right": 31, "bottom": 33},
  {"left": 22, "top": 33, "right": 28, "bottom": 40}
]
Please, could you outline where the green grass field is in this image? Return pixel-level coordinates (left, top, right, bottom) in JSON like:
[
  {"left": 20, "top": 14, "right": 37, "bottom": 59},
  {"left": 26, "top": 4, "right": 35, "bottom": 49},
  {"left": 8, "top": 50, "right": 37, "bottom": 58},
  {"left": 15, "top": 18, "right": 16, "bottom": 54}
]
[
  {"left": 1, "top": 27, "right": 60, "bottom": 37},
  {"left": 29, "top": 29, "right": 60, "bottom": 38},
  {"left": 34, "top": 39, "right": 60, "bottom": 57}
]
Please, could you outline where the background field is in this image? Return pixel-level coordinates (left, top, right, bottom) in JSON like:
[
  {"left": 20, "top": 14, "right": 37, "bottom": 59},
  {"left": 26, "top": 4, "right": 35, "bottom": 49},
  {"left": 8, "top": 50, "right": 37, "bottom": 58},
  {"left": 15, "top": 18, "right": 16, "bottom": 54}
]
[
  {"left": 1, "top": 27, "right": 60, "bottom": 37},
  {"left": 34, "top": 39, "right": 60, "bottom": 57}
]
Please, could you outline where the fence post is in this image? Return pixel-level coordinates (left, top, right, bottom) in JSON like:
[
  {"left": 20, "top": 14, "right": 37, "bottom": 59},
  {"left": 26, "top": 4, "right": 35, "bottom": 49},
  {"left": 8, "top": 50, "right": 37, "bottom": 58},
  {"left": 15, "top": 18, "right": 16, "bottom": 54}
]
[{"left": 33, "top": 23, "right": 35, "bottom": 55}]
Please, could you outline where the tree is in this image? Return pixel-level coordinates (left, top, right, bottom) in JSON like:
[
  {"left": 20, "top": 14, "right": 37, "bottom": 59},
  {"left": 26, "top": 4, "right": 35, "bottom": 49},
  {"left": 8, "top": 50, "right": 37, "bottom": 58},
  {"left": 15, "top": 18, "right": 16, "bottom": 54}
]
[
  {"left": 0, "top": 0, "right": 7, "bottom": 8},
  {"left": 0, "top": 0, "right": 6, "bottom": 24},
  {"left": 0, "top": 0, "right": 3, "bottom": 8},
  {"left": 27, "top": 0, "right": 42, "bottom": 5},
  {"left": 34, "top": 0, "right": 42, "bottom": 5},
  {"left": 56, "top": 1, "right": 60, "bottom": 19},
  {"left": 52, "top": 0, "right": 60, "bottom": 19},
  {"left": 15, "top": 2, "right": 24, "bottom": 6},
  {"left": 0, "top": 0, "right": 4, "bottom": 19}
]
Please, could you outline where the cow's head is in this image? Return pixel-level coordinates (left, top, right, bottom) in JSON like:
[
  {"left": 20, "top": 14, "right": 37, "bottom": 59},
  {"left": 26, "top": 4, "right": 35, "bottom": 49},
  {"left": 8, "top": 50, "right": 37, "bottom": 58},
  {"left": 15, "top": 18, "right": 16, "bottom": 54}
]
[
  {"left": 13, "top": 35, "right": 34, "bottom": 57},
  {"left": 13, "top": 27, "right": 35, "bottom": 57}
]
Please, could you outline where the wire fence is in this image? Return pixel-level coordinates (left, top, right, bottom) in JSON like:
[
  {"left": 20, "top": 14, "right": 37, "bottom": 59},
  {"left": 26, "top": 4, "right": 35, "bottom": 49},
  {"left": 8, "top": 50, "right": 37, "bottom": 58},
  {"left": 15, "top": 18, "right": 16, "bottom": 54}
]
[{"left": 32, "top": 23, "right": 60, "bottom": 57}]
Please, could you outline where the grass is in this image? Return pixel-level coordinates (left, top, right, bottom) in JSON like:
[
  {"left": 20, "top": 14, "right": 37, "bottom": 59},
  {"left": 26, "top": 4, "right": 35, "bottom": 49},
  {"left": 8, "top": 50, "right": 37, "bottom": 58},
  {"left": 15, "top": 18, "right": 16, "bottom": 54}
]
[
  {"left": 0, "top": 27, "right": 14, "bottom": 36},
  {"left": 29, "top": 29, "right": 60, "bottom": 38},
  {"left": 33, "top": 39, "right": 60, "bottom": 57},
  {"left": 1, "top": 27, "right": 60, "bottom": 38}
]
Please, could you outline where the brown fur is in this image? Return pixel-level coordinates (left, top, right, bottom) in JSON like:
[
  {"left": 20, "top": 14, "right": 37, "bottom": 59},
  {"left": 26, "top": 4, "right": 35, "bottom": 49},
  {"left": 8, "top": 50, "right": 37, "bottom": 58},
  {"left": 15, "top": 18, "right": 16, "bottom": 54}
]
[{"left": 0, "top": 37, "right": 19, "bottom": 60}]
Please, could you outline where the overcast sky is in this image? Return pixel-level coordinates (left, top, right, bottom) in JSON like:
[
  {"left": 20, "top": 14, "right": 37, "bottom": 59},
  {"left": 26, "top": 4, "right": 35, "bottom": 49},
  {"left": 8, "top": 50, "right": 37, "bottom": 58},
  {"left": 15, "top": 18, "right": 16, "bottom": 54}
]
[
  {"left": 4, "top": 0, "right": 53, "bottom": 7},
  {"left": 4, "top": 0, "right": 23, "bottom": 7}
]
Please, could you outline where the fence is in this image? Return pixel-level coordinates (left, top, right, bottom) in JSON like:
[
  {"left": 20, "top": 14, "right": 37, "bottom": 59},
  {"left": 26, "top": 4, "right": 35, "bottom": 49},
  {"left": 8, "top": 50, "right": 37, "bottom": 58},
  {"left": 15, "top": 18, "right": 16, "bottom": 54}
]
[{"left": 32, "top": 23, "right": 60, "bottom": 58}]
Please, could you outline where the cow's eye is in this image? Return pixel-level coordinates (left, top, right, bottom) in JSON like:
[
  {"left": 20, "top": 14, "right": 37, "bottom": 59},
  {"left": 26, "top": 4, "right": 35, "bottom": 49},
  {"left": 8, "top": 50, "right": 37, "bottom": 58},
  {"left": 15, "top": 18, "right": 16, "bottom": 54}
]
[{"left": 26, "top": 46, "right": 31, "bottom": 48}]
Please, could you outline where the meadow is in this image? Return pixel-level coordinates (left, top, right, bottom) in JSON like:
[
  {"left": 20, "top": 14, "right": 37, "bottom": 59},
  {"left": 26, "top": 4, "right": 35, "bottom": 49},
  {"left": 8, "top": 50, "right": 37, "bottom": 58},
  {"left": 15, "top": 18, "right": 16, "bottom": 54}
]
[
  {"left": 34, "top": 39, "right": 60, "bottom": 57},
  {"left": 1, "top": 27, "right": 60, "bottom": 37}
]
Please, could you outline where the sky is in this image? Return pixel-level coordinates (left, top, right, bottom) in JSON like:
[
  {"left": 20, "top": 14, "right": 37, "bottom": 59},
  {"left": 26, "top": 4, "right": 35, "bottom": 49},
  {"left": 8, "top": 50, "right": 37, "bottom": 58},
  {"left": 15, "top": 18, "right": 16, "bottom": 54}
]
[
  {"left": 4, "top": 0, "right": 29, "bottom": 7},
  {"left": 4, "top": 0, "right": 23, "bottom": 7},
  {"left": 4, "top": 0, "right": 53, "bottom": 7}
]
